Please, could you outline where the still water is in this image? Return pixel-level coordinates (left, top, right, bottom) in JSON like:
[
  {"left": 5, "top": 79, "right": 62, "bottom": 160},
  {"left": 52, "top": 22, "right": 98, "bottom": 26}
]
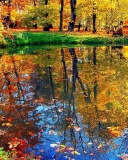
[{"left": 0, "top": 45, "right": 128, "bottom": 160}]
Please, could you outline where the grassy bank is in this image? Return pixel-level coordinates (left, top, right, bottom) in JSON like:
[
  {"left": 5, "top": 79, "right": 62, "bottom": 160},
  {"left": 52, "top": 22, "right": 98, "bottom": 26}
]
[{"left": 2, "top": 31, "right": 128, "bottom": 47}]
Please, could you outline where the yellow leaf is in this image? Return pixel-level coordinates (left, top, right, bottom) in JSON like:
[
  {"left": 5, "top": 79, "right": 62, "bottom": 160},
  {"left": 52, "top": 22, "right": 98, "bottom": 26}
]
[
  {"left": 60, "top": 144, "right": 66, "bottom": 148},
  {"left": 2, "top": 123, "right": 12, "bottom": 127},
  {"left": 71, "top": 150, "right": 80, "bottom": 155},
  {"left": 97, "top": 143, "right": 103, "bottom": 149}
]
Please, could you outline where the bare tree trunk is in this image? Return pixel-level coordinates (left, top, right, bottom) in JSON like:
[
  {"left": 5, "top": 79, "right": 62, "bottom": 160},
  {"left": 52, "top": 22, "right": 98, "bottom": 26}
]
[
  {"left": 59, "top": 0, "right": 64, "bottom": 31},
  {"left": 44, "top": 0, "right": 48, "bottom": 5},
  {"left": 70, "top": 0, "right": 76, "bottom": 22},
  {"left": 92, "top": 14, "right": 96, "bottom": 33},
  {"left": 68, "top": 0, "right": 76, "bottom": 31},
  {"left": 33, "top": 0, "right": 37, "bottom": 6},
  {"left": 92, "top": 1, "right": 96, "bottom": 33},
  {"left": 43, "top": 0, "right": 51, "bottom": 31}
]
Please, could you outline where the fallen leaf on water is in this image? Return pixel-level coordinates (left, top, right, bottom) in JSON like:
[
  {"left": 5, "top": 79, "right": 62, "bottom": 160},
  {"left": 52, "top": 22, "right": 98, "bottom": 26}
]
[
  {"left": 90, "top": 153, "right": 94, "bottom": 156},
  {"left": 97, "top": 143, "right": 103, "bottom": 149},
  {"left": 71, "top": 150, "right": 80, "bottom": 155},
  {"left": 118, "top": 154, "right": 128, "bottom": 160},
  {"left": 2, "top": 123, "right": 12, "bottom": 127},
  {"left": 60, "top": 144, "right": 66, "bottom": 148},
  {"left": 87, "top": 142, "right": 92, "bottom": 145},
  {"left": 58, "top": 106, "right": 63, "bottom": 112},
  {"left": 0, "top": 130, "right": 6, "bottom": 135},
  {"left": 65, "top": 147, "right": 74, "bottom": 151},
  {"left": 50, "top": 144, "right": 58, "bottom": 148},
  {"left": 56, "top": 148, "right": 65, "bottom": 153},
  {"left": 7, "top": 117, "right": 13, "bottom": 122},
  {"left": 49, "top": 130, "right": 56, "bottom": 135},
  {"left": 74, "top": 126, "right": 81, "bottom": 132},
  {"left": 66, "top": 118, "right": 73, "bottom": 122}
]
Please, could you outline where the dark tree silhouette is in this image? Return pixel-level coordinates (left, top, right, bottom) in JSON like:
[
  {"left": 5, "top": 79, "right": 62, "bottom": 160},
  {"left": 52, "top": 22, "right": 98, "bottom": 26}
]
[
  {"left": 59, "top": 0, "right": 64, "bottom": 31},
  {"left": 92, "top": 1, "right": 96, "bottom": 33},
  {"left": 68, "top": 0, "right": 76, "bottom": 31}
]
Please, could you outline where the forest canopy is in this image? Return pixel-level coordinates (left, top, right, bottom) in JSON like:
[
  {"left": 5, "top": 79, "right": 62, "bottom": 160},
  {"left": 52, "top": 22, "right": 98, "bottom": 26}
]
[{"left": 0, "top": 0, "right": 128, "bottom": 32}]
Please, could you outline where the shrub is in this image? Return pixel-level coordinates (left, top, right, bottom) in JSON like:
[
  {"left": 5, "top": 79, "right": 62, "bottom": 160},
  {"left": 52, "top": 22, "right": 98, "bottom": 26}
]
[{"left": 0, "top": 147, "right": 10, "bottom": 160}]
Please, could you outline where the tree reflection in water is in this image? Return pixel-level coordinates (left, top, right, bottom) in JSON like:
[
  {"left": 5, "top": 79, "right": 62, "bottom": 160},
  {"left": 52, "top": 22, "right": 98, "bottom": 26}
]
[{"left": 0, "top": 46, "right": 128, "bottom": 159}]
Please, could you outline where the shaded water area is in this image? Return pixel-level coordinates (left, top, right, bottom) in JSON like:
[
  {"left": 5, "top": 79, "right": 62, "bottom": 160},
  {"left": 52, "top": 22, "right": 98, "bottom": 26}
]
[{"left": 0, "top": 45, "right": 128, "bottom": 160}]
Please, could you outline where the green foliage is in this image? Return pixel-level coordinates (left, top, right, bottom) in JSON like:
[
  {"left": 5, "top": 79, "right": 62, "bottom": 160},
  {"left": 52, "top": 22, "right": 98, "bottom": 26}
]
[
  {"left": 0, "top": 23, "right": 4, "bottom": 31},
  {"left": 0, "top": 148, "right": 10, "bottom": 160},
  {"left": 0, "top": 147, "right": 37, "bottom": 160},
  {"left": 21, "top": 4, "right": 58, "bottom": 29},
  {"left": 0, "top": 35, "right": 6, "bottom": 47},
  {"left": 0, "top": 23, "right": 6, "bottom": 47}
]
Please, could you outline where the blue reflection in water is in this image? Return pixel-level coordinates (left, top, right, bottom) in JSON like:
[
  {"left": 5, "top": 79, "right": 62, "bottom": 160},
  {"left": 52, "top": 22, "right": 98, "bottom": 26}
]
[{"left": 28, "top": 105, "right": 128, "bottom": 160}]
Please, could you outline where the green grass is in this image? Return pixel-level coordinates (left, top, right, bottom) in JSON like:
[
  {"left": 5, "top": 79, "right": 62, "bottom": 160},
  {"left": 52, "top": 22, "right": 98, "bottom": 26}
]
[
  {"left": 0, "top": 147, "right": 37, "bottom": 160},
  {"left": 2, "top": 31, "right": 128, "bottom": 47}
]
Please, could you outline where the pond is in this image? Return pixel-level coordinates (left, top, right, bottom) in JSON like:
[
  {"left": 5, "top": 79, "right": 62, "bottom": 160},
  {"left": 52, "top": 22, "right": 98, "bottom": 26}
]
[{"left": 0, "top": 45, "right": 128, "bottom": 160}]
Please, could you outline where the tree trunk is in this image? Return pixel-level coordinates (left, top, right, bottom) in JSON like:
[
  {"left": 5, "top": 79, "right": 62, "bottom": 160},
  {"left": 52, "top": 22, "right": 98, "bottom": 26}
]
[
  {"left": 33, "top": 0, "right": 37, "bottom": 6},
  {"left": 43, "top": 27, "right": 50, "bottom": 31},
  {"left": 43, "top": 0, "right": 51, "bottom": 31},
  {"left": 92, "top": 1, "right": 96, "bottom": 33},
  {"left": 59, "top": 0, "right": 64, "bottom": 31},
  {"left": 92, "top": 14, "right": 96, "bottom": 33},
  {"left": 78, "top": 23, "right": 81, "bottom": 31},
  {"left": 45, "top": 0, "right": 48, "bottom": 5},
  {"left": 68, "top": 0, "right": 76, "bottom": 31}
]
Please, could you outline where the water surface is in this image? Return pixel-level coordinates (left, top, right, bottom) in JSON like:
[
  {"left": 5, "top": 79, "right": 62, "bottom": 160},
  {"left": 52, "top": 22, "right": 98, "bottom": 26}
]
[{"left": 0, "top": 45, "right": 128, "bottom": 160}]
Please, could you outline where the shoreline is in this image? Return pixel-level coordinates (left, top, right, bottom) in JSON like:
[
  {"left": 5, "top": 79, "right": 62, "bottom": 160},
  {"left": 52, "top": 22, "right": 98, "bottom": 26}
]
[{"left": 1, "top": 31, "right": 128, "bottom": 47}]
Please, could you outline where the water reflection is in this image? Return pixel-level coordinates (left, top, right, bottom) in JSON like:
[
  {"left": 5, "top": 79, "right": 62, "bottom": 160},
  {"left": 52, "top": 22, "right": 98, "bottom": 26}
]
[{"left": 0, "top": 45, "right": 128, "bottom": 159}]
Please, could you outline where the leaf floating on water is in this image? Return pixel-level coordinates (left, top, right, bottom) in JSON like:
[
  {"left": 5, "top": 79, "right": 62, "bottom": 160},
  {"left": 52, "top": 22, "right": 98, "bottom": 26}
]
[
  {"left": 56, "top": 148, "right": 65, "bottom": 153},
  {"left": 97, "top": 143, "right": 103, "bottom": 149},
  {"left": 7, "top": 117, "right": 13, "bottom": 122},
  {"left": 60, "top": 144, "right": 66, "bottom": 148},
  {"left": 0, "top": 130, "right": 6, "bottom": 135},
  {"left": 90, "top": 153, "right": 94, "bottom": 156},
  {"left": 58, "top": 107, "right": 63, "bottom": 112},
  {"left": 71, "top": 150, "right": 80, "bottom": 155},
  {"left": 65, "top": 147, "right": 74, "bottom": 151},
  {"left": 66, "top": 118, "right": 74, "bottom": 123},
  {"left": 118, "top": 154, "right": 128, "bottom": 160},
  {"left": 49, "top": 130, "right": 57, "bottom": 135},
  {"left": 55, "top": 145, "right": 66, "bottom": 153},
  {"left": 50, "top": 144, "right": 58, "bottom": 148},
  {"left": 84, "top": 150, "right": 87, "bottom": 154},
  {"left": 2, "top": 123, "right": 12, "bottom": 127},
  {"left": 39, "top": 98, "right": 45, "bottom": 103},
  {"left": 54, "top": 115, "right": 58, "bottom": 118},
  {"left": 74, "top": 126, "right": 81, "bottom": 132},
  {"left": 0, "top": 116, "right": 5, "bottom": 121},
  {"left": 28, "top": 132, "right": 35, "bottom": 136},
  {"left": 87, "top": 142, "right": 92, "bottom": 145}
]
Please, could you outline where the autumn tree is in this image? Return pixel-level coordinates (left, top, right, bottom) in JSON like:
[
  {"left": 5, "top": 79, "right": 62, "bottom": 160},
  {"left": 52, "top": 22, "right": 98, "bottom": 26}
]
[
  {"left": 19, "top": 2, "right": 58, "bottom": 30},
  {"left": 76, "top": 0, "right": 128, "bottom": 33}
]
